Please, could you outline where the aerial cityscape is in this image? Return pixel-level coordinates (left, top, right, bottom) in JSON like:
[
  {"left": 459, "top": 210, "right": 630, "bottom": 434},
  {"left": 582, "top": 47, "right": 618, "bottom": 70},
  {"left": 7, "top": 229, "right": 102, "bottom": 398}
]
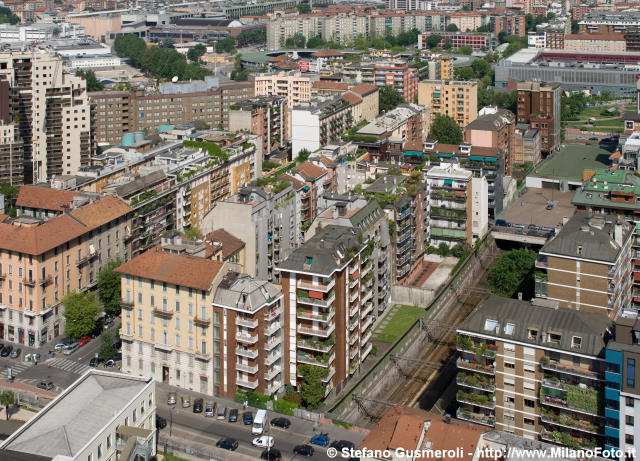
[{"left": 0, "top": 0, "right": 638, "bottom": 460}]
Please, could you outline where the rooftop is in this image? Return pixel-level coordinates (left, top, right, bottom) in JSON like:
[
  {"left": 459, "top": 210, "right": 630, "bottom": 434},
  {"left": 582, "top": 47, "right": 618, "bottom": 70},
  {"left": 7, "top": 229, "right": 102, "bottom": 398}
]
[
  {"left": 212, "top": 270, "right": 281, "bottom": 312},
  {"left": 206, "top": 229, "right": 246, "bottom": 259},
  {"left": 459, "top": 295, "right": 612, "bottom": 357},
  {"left": 366, "top": 175, "right": 407, "bottom": 194},
  {"left": 16, "top": 186, "right": 79, "bottom": 212},
  {"left": 531, "top": 143, "right": 612, "bottom": 183},
  {"left": 357, "top": 104, "right": 424, "bottom": 136},
  {"left": 465, "top": 108, "right": 514, "bottom": 131},
  {"left": 0, "top": 371, "right": 151, "bottom": 459}
]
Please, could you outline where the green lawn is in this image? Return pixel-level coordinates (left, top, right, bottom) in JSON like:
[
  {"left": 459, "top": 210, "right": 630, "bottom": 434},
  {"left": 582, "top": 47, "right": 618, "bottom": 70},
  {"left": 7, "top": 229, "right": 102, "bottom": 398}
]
[
  {"left": 161, "top": 454, "right": 189, "bottom": 461},
  {"left": 374, "top": 305, "right": 425, "bottom": 344},
  {"left": 575, "top": 106, "right": 618, "bottom": 119}
]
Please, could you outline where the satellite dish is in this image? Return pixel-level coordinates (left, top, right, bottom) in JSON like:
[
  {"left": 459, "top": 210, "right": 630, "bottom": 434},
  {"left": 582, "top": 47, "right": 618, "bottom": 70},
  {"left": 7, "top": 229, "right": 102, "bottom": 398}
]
[{"left": 171, "top": 76, "right": 179, "bottom": 82}]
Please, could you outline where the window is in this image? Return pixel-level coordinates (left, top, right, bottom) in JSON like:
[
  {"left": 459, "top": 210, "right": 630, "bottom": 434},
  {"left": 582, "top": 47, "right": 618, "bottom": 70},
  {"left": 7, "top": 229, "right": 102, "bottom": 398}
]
[
  {"left": 107, "top": 435, "right": 111, "bottom": 449},
  {"left": 523, "top": 380, "right": 535, "bottom": 391},
  {"left": 504, "top": 342, "right": 515, "bottom": 352},
  {"left": 627, "top": 415, "right": 635, "bottom": 426},
  {"left": 524, "top": 365, "right": 535, "bottom": 374},
  {"left": 97, "top": 444, "right": 102, "bottom": 459},
  {"left": 628, "top": 358, "right": 636, "bottom": 388},
  {"left": 484, "top": 319, "right": 498, "bottom": 332},
  {"left": 527, "top": 329, "right": 538, "bottom": 340},
  {"left": 626, "top": 434, "right": 634, "bottom": 445},
  {"left": 504, "top": 323, "right": 515, "bottom": 335},
  {"left": 524, "top": 399, "right": 535, "bottom": 408},
  {"left": 548, "top": 332, "right": 562, "bottom": 344},
  {"left": 504, "top": 377, "right": 515, "bottom": 386},
  {"left": 504, "top": 395, "right": 515, "bottom": 404},
  {"left": 572, "top": 336, "right": 582, "bottom": 349},
  {"left": 627, "top": 397, "right": 635, "bottom": 407},
  {"left": 504, "top": 361, "right": 515, "bottom": 369},
  {"left": 524, "top": 417, "right": 535, "bottom": 425}
]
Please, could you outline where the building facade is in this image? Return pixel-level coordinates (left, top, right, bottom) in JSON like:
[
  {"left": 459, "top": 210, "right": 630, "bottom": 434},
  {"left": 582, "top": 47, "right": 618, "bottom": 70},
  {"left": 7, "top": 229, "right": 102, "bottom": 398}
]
[
  {"left": 564, "top": 33, "right": 627, "bottom": 52},
  {"left": 254, "top": 71, "right": 312, "bottom": 108},
  {"left": 418, "top": 80, "right": 478, "bottom": 128},
  {"left": 516, "top": 81, "right": 561, "bottom": 156},
  {"left": 229, "top": 96, "right": 289, "bottom": 158},
  {"left": 464, "top": 107, "right": 515, "bottom": 176}
]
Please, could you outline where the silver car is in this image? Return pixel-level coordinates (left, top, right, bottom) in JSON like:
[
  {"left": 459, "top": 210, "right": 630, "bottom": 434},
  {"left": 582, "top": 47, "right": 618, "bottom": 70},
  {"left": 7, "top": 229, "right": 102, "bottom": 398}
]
[
  {"left": 64, "top": 343, "right": 79, "bottom": 355},
  {"left": 168, "top": 392, "right": 176, "bottom": 405}
]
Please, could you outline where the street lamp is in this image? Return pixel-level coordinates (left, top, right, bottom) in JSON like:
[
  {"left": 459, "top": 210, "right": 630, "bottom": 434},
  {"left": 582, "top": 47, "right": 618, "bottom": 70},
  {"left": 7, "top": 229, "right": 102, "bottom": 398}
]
[{"left": 169, "top": 404, "right": 174, "bottom": 437}]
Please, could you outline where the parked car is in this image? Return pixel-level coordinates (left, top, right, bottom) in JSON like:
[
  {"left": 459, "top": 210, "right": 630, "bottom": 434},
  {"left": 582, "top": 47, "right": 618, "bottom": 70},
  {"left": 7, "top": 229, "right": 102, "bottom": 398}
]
[
  {"left": 54, "top": 343, "right": 69, "bottom": 351},
  {"left": 64, "top": 344, "right": 79, "bottom": 355},
  {"left": 252, "top": 436, "right": 274, "bottom": 448},
  {"left": 261, "top": 448, "right": 282, "bottom": 461},
  {"left": 216, "top": 406, "right": 227, "bottom": 420},
  {"left": 229, "top": 408, "right": 238, "bottom": 423},
  {"left": 331, "top": 440, "right": 355, "bottom": 451},
  {"left": 293, "top": 445, "right": 314, "bottom": 457},
  {"left": 104, "top": 359, "right": 116, "bottom": 367},
  {"left": 77, "top": 336, "right": 91, "bottom": 346},
  {"left": 216, "top": 438, "right": 239, "bottom": 451},
  {"left": 182, "top": 397, "right": 191, "bottom": 408},
  {"left": 193, "top": 398, "right": 203, "bottom": 413},
  {"left": 156, "top": 415, "right": 167, "bottom": 429},
  {"left": 10, "top": 348, "right": 21, "bottom": 359},
  {"left": 495, "top": 219, "right": 509, "bottom": 227},
  {"left": 112, "top": 353, "right": 122, "bottom": 361},
  {"left": 103, "top": 318, "right": 115, "bottom": 329},
  {"left": 37, "top": 380, "right": 53, "bottom": 391},
  {"left": 243, "top": 411, "right": 253, "bottom": 425},
  {"left": 1, "top": 345, "right": 12, "bottom": 357},
  {"left": 25, "top": 353, "right": 40, "bottom": 362},
  {"left": 168, "top": 392, "right": 176, "bottom": 405},
  {"left": 589, "top": 137, "right": 599, "bottom": 141},
  {"left": 89, "top": 357, "right": 104, "bottom": 367},
  {"left": 310, "top": 433, "right": 330, "bottom": 447},
  {"left": 270, "top": 417, "right": 291, "bottom": 429},
  {"left": 205, "top": 401, "right": 216, "bottom": 417}
]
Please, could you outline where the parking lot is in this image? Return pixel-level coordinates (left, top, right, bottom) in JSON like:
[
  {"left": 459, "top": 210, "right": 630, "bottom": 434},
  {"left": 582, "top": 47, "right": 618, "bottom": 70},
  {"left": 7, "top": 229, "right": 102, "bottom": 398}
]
[{"left": 498, "top": 188, "right": 576, "bottom": 229}]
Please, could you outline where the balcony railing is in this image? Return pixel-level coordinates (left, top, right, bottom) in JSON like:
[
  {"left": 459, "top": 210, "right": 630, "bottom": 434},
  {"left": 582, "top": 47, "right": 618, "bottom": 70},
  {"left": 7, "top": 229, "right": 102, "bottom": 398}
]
[
  {"left": 236, "top": 317, "right": 259, "bottom": 329},
  {"left": 236, "top": 378, "right": 259, "bottom": 389},
  {"left": 540, "top": 360, "right": 602, "bottom": 380},
  {"left": 152, "top": 307, "right": 173, "bottom": 318},
  {"left": 265, "top": 366, "right": 281, "bottom": 381},
  {"left": 297, "top": 278, "right": 335, "bottom": 292},
  {"left": 265, "top": 335, "right": 282, "bottom": 350},
  {"left": 265, "top": 351, "right": 282, "bottom": 366},
  {"left": 297, "top": 291, "right": 335, "bottom": 308},
  {"left": 237, "top": 333, "right": 258, "bottom": 345},
  {"left": 193, "top": 316, "right": 210, "bottom": 327},
  {"left": 298, "top": 351, "right": 334, "bottom": 368},
  {"left": 457, "top": 391, "right": 495, "bottom": 409},
  {"left": 456, "top": 374, "right": 495, "bottom": 391},
  {"left": 456, "top": 408, "right": 495, "bottom": 427},
  {"left": 297, "top": 323, "right": 335, "bottom": 338},
  {"left": 236, "top": 362, "right": 259, "bottom": 374},
  {"left": 236, "top": 347, "right": 259, "bottom": 359},
  {"left": 457, "top": 358, "right": 494, "bottom": 375},
  {"left": 119, "top": 298, "right": 134, "bottom": 309},
  {"left": 297, "top": 308, "right": 335, "bottom": 323},
  {"left": 540, "top": 412, "right": 601, "bottom": 435},
  {"left": 297, "top": 338, "right": 333, "bottom": 353}
]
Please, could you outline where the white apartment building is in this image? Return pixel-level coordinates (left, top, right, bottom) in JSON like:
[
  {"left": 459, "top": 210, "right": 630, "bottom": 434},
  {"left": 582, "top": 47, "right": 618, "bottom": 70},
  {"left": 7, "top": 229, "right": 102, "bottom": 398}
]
[{"left": 254, "top": 71, "right": 313, "bottom": 107}]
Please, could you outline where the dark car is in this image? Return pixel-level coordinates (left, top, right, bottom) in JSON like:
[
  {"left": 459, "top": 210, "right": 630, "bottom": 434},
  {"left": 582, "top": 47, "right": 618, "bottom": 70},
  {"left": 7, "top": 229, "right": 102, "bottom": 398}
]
[
  {"left": 589, "top": 137, "right": 599, "bottom": 141},
  {"left": 293, "top": 444, "right": 314, "bottom": 457},
  {"left": 261, "top": 448, "right": 282, "bottom": 461},
  {"left": 37, "top": 380, "right": 53, "bottom": 391},
  {"left": 1, "top": 345, "right": 12, "bottom": 357},
  {"left": 495, "top": 219, "right": 509, "bottom": 227},
  {"left": 229, "top": 408, "right": 238, "bottom": 422},
  {"left": 331, "top": 440, "right": 356, "bottom": 451},
  {"left": 270, "top": 417, "right": 291, "bottom": 429},
  {"left": 112, "top": 340, "right": 122, "bottom": 350},
  {"left": 113, "top": 353, "right": 122, "bottom": 361},
  {"left": 243, "top": 411, "right": 253, "bottom": 425},
  {"left": 193, "top": 398, "right": 203, "bottom": 413},
  {"left": 156, "top": 415, "right": 167, "bottom": 429},
  {"left": 10, "top": 348, "right": 21, "bottom": 359},
  {"left": 89, "top": 357, "right": 103, "bottom": 367},
  {"left": 216, "top": 438, "right": 239, "bottom": 451}
]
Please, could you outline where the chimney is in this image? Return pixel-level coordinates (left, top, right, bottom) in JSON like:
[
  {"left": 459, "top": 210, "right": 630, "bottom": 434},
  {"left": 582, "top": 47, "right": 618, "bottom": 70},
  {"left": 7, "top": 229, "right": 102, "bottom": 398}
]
[{"left": 615, "top": 220, "right": 623, "bottom": 247}]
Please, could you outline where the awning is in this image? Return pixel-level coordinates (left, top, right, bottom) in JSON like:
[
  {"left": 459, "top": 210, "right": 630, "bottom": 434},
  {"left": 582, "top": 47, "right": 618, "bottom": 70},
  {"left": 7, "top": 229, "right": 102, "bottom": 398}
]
[
  {"left": 404, "top": 151, "right": 423, "bottom": 157},
  {"left": 484, "top": 157, "right": 497, "bottom": 162},
  {"left": 469, "top": 156, "right": 484, "bottom": 161},
  {"left": 438, "top": 154, "right": 453, "bottom": 158},
  {"left": 444, "top": 179, "right": 453, "bottom": 185}
]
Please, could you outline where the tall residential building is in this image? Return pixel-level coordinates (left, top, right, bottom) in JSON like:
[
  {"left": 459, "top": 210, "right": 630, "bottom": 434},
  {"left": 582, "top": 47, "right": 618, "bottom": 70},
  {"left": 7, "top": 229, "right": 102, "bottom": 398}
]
[
  {"left": 0, "top": 188, "right": 132, "bottom": 348},
  {"left": 201, "top": 183, "right": 298, "bottom": 284},
  {"left": 564, "top": 33, "right": 627, "bottom": 52},
  {"left": 426, "top": 163, "right": 488, "bottom": 248},
  {"left": 308, "top": 196, "right": 392, "bottom": 314},
  {"left": 373, "top": 62, "right": 418, "bottom": 103},
  {"left": 464, "top": 107, "right": 515, "bottom": 176},
  {"left": 346, "top": 84, "right": 380, "bottom": 123},
  {"left": 456, "top": 296, "right": 611, "bottom": 449},
  {"left": 418, "top": 80, "right": 478, "bottom": 128},
  {"left": 254, "top": 71, "right": 313, "bottom": 108},
  {"left": 491, "top": 15, "right": 527, "bottom": 37},
  {"left": 0, "top": 51, "right": 92, "bottom": 183},
  {"left": 513, "top": 124, "right": 541, "bottom": 165},
  {"left": 90, "top": 80, "right": 253, "bottom": 146},
  {"left": 535, "top": 213, "right": 633, "bottom": 319},
  {"left": 229, "top": 96, "right": 289, "bottom": 158},
  {"left": 278, "top": 225, "right": 375, "bottom": 398},
  {"left": 516, "top": 81, "right": 562, "bottom": 155}
]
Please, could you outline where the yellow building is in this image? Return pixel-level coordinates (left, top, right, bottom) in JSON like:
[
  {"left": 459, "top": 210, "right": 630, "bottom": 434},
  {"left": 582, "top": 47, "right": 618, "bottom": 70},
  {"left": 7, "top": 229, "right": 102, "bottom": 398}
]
[
  {"left": 439, "top": 56, "right": 455, "bottom": 80},
  {"left": 563, "top": 33, "right": 627, "bottom": 52},
  {"left": 418, "top": 80, "right": 478, "bottom": 128}
]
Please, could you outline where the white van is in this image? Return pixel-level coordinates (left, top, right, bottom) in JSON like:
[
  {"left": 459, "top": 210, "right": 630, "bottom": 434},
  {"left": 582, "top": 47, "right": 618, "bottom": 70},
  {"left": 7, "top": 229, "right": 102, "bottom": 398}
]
[{"left": 252, "top": 409, "right": 267, "bottom": 435}]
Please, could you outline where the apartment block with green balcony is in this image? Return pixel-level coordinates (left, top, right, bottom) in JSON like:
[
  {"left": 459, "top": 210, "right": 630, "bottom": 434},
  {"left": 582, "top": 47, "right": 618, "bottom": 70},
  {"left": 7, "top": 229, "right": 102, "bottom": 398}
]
[{"left": 456, "top": 296, "right": 612, "bottom": 449}]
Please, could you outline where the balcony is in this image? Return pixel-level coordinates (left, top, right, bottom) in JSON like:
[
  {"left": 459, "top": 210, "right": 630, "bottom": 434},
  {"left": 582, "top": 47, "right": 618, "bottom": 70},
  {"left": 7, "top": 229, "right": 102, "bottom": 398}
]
[
  {"left": 456, "top": 408, "right": 495, "bottom": 427},
  {"left": 22, "top": 278, "right": 35, "bottom": 287},
  {"left": 539, "top": 429, "right": 597, "bottom": 450},
  {"left": 540, "top": 410, "right": 601, "bottom": 435},
  {"left": 539, "top": 382, "right": 603, "bottom": 417},
  {"left": 154, "top": 343, "right": 173, "bottom": 352},
  {"left": 350, "top": 346, "right": 359, "bottom": 360},
  {"left": 361, "top": 331, "right": 372, "bottom": 346},
  {"left": 265, "top": 335, "right": 282, "bottom": 350},
  {"left": 297, "top": 337, "right": 333, "bottom": 353},
  {"left": 540, "top": 360, "right": 602, "bottom": 380},
  {"left": 119, "top": 298, "right": 134, "bottom": 309},
  {"left": 265, "top": 322, "right": 280, "bottom": 337},
  {"left": 298, "top": 351, "right": 334, "bottom": 368},
  {"left": 456, "top": 373, "right": 495, "bottom": 391},
  {"left": 193, "top": 316, "right": 210, "bottom": 327},
  {"left": 361, "top": 342, "right": 373, "bottom": 360},
  {"left": 236, "top": 347, "right": 259, "bottom": 359},
  {"left": 236, "top": 362, "right": 259, "bottom": 374},
  {"left": 152, "top": 307, "right": 173, "bottom": 318},
  {"left": 297, "top": 290, "right": 335, "bottom": 308},
  {"left": 236, "top": 378, "right": 259, "bottom": 390},
  {"left": 360, "top": 315, "right": 373, "bottom": 332},
  {"left": 40, "top": 275, "right": 52, "bottom": 286},
  {"left": 265, "top": 306, "right": 283, "bottom": 321},
  {"left": 76, "top": 250, "right": 98, "bottom": 266},
  {"left": 195, "top": 351, "right": 211, "bottom": 361},
  {"left": 457, "top": 357, "right": 494, "bottom": 375},
  {"left": 265, "top": 365, "right": 281, "bottom": 381},
  {"left": 361, "top": 291, "right": 373, "bottom": 304},
  {"left": 237, "top": 333, "right": 258, "bottom": 345},
  {"left": 265, "top": 381, "right": 281, "bottom": 395},
  {"left": 297, "top": 323, "right": 335, "bottom": 338},
  {"left": 119, "top": 329, "right": 134, "bottom": 341},
  {"left": 265, "top": 351, "right": 281, "bottom": 366},
  {"left": 361, "top": 302, "right": 373, "bottom": 319},
  {"left": 457, "top": 390, "right": 495, "bottom": 409},
  {"left": 349, "top": 289, "right": 359, "bottom": 303},
  {"left": 297, "top": 308, "right": 335, "bottom": 323},
  {"left": 236, "top": 317, "right": 259, "bottom": 329},
  {"left": 297, "top": 278, "right": 335, "bottom": 292}
]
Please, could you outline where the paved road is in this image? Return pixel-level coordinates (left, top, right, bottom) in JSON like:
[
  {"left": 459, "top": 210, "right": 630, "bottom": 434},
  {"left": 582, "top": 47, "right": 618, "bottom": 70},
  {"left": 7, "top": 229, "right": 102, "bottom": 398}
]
[{"left": 155, "top": 384, "right": 366, "bottom": 460}]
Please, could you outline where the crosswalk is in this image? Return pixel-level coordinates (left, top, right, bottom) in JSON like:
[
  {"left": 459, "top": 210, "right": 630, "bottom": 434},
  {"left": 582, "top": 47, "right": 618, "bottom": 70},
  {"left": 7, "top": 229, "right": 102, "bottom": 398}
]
[
  {"left": 45, "top": 358, "right": 90, "bottom": 376},
  {"left": 0, "top": 361, "right": 30, "bottom": 377}
]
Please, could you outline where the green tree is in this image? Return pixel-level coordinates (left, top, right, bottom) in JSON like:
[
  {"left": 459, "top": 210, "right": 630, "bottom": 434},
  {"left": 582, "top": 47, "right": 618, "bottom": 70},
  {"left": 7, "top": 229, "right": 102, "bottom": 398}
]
[
  {"left": 215, "top": 36, "right": 236, "bottom": 53},
  {"left": 379, "top": 85, "right": 405, "bottom": 113},
  {"left": 158, "top": 38, "right": 175, "bottom": 49},
  {"left": 63, "top": 291, "right": 101, "bottom": 339},
  {"left": 307, "top": 35, "right": 325, "bottom": 49},
  {"left": 571, "top": 20, "right": 579, "bottom": 34},
  {"left": 476, "top": 24, "right": 489, "bottom": 33},
  {"left": 488, "top": 248, "right": 537, "bottom": 298},
  {"left": 182, "top": 227, "right": 202, "bottom": 239},
  {"left": 471, "top": 59, "right": 491, "bottom": 79},
  {"left": 0, "top": 8, "right": 19, "bottom": 25},
  {"left": 428, "top": 114, "right": 462, "bottom": 144},
  {"left": 97, "top": 258, "right": 123, "bottom": 316},
  {"left": 297, "top": 364, "right": 328, "bottom": 410},
  {"left": 455, "top": 66, "right": 475, "bottom": 80},
  {"left": 458, "top": 45, "right": 473, "bottom": 55},
  {"left": 446, "top": 23, "right": 459, "bottom": 32},
  {"left": 0, "top": 391, "right": 14, "bottom": 420},
  {"left": 187, "top": 43, "right": 207, "bottom": 62},
  {"left": 425, "top": 34, "right": 442, "bottom": 49},
  {"left": 0, "top": 182, "right": 18, "bottom": 215},
  {"left": 296, "top": 3, "right": 311, "bottom": 13},
  {"left": 99, "top": 331, "right": 117, "bottom": 360},
  {"left": 75, "top": 69, "right": 104, "bottom": 92}
]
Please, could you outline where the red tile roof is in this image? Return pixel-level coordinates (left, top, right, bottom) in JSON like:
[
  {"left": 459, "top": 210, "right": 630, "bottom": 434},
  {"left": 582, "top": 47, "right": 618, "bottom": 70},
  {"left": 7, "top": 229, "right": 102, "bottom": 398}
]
[
  {"left": 278, "top": 173, "right": 305, "bottom": 190},
  {"left": 342, "top": 92, "right": 362, "bottom": 106},
  {"left": 69, "top": 196, "right": 132, "bottom": 229},
  {"left": 16, "top": 186, "right": 77, "bottom": 212},
  {"left": 312, "top": 49, "right": 344, "bottom": 57},
  {"left": 349, "top": 83, "right": 378, "bottom": 97},
  {"left": 0, "top": 215, "right": 87, "bottom": 255},
  {"left": 312, "top": 81, "right": 350, "bottom": 91},
  {"left": 206, "top": 229, "right": 245, "bottom": 259},
  {"left": 116, "top": 246, "right": 224, "bottom": 291},
  {"left": 565, "top": 33, "right": 626, "bottom": 41},
  {"left": 294, "top": 161, "right": 328, "bottom": 181}
]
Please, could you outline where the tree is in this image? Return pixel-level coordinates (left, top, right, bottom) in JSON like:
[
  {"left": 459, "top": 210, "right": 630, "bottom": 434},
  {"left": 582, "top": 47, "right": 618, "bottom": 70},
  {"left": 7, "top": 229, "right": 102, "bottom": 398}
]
[
  {"left": 158, "top": 38, "right": 175, "bottom": 49},
  {"left": 455, "top": 66, "right": 475, "bottom": 80},
  {"left": 63, "top": 291, "right": 101, "bottom": 339},
  {"left": 379, "top": 85, "right": 405, "bottom": 113},
  {"left": 428, "top": 114, "right": 463, "bottom": 144},
  {"left": 387, "top": 165, "right": 402, "bottom": 176},
  {"left": 307, "top": 35, "right": 325, "bottom": 49},
  {"left": 571, "top": 19, "right": 579, "bottom": 34},
  {"left": 187, "top": 43, "right": 207, "bottom": 63},
  {"left": 0, "top": 182, "right": 18, "bottom": 214},
  {"left": 446, "top": 23, "right": 459, "bottom": 32},
  {"left": 97, "top": 258, "right": 123, "bottom": 316},
  {"left": 471, "top": 59, "right": 491, "bottom": 79},
  {"left": 488, "top": 248, "right": 537, "bottom": 299},
  {"left": 458, "top": 45, "right": 473, "bottom": 55},
  {"left": 215, "top": 35, "right": 236, "bottom": 53},
  {"left": 425, "top": 34, "right": 442, "bottom": 49},
  {"left": 296, "top": 3, "right": 311, "bottom": 13},
  {"left": 75, "top": 69, "right": 104, "bottom": 92},
  {"left": 476, "top": 24, "right": 489, "bottom": 33},
  {"left": 0, "top": 8, "right": 19, "bottom": 25},
  {"left": 297, "top": 364, "right": 328, "bottom": 410},
  {"left": 99, "top": 331, "right": 117, "bottom": 360},
  {"left": 0, "top": 391, "right": 14, "bottom": 420}
]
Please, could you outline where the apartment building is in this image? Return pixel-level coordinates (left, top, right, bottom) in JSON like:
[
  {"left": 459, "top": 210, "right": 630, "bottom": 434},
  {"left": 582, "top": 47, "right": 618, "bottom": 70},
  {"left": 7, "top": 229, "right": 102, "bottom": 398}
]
[
  {"left": 564, "top": 33, "right": 627, "bottom": 52},
  {"left": 308, "top": 196, "right": 392, "bottom": 314},
  {"left": 229, "top": 96, "right": 289, "bottom": 158},
  {"left": 426, "top": 163, "right": 488, "bottom": 248},
  {"left": 491, "top": 15, "right": 526, "bottom": 37},
  {"left": 464, "top": 107, "right": 515, "bottom": 176},
  {"left": 0, "top": 189, "right": 132, "bottom": 348},
  {"left": 265, "top": 15, "right": 322, "bottom": 50},
  {"left": 456, "top": 296, "right": 611, "bottom": 449},
  {"left": 535, "top": 213, "right": 633, "bottom": 319},
  {"left": 254, "top": 71, "right": 313, "bottom": 108},
  {"left": 513, "top": 124, "right": 541, "bottom": 165},
  {"left": 346, "top": 84, "right": 379, "bottom": 124},
  {"left": 516, "top": 82, "right": 562, "bottom": 155},
  {"left": 0, "top": 51, "right": 92, "bottom": 183},
  {"left": 373, "top": 62, "right": 419, "bottom": 103},
  {"left": 90, "top": 80, "right": 253, "bottom": 145},
  {"left": 278, "top": 225, "right": 375, "bottom": 398},
  {"left": 291, "top": 95, "right": 354, "bottom": 156},
  {"left": 201, "top": 183, "right": 298, "bottom": 284},
  {"left": 418, "top": 80, "right": 478, "bottom": 128}
]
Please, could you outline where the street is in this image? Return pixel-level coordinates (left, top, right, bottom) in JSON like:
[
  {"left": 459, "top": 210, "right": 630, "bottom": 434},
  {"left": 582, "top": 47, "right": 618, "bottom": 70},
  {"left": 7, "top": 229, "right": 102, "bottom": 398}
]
[{"left": 155, "top": 384, "right": 366, "bottom": 460}]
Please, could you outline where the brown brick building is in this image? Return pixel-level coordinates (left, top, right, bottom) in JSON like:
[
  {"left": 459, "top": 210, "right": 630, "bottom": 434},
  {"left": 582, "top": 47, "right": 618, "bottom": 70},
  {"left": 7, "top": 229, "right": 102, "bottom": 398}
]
[{"left": 516, "top": 82, "right": 561, "bottom": 156}]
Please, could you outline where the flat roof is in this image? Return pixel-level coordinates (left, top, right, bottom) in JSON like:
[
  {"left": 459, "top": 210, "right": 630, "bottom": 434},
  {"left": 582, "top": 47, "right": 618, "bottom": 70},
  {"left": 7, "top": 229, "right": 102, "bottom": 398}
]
[
  {"left": 1, "top": 371, "right": 152, "bottom": 459},
  {"left": 498, "top": 188, "right": 576, "bottom": 228},
  {"left": 531, "top": 144, "right": 612, "bottom": 183}
]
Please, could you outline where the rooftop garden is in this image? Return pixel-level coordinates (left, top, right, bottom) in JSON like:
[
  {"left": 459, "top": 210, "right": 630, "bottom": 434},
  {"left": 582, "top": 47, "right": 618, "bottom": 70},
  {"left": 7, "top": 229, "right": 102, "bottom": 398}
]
[{"left": 182, "top": 140, "right": 229, "bottom": 164}]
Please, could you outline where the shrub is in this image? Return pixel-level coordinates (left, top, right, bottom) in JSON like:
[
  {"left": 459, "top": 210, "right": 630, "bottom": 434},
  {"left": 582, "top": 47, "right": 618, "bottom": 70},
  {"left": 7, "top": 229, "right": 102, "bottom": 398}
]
[
  {"left": 273, "top": 399, "right": 298, "bottom": 415},
  {"left": 284, "top": 385, "right": 302, "bottom": 405}
]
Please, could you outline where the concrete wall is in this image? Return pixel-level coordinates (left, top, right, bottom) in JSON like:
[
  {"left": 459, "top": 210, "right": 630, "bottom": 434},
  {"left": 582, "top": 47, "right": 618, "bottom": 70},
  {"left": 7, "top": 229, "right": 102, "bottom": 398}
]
[{"left": 390, "top": 285, "right": 436, "bottom": 307}]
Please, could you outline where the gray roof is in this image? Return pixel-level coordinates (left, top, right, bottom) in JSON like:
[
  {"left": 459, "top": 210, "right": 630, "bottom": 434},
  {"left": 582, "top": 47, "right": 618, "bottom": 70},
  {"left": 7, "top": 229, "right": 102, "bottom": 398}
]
[
  {"left": 213, "top": 271, "right": 281, "bottom": 312},
  {"left": 158, "top": 76, "right": 220, "bottom": 95},
  {"left": 365, "top": 175, "right": 406, "bottom": 194},
  {"left": 113, "top": 169, "right": 167, "bottom": 198},
  {"left": 349, "top": 200, "right": 385, "bottom": 234},
  {"left": 465, "top": 109, "right": 514, "bottom": 131},
  {"left": 278, "top": 225, "right": 360, "bottom": 275},
  {"left": 459, "top": 296, "right": 612, "bottom": 357},
  {"left": 2, "top": 372, "right": 150, "bottom": 458},
  {"left": 541, "top": 213, "right": 632, "bottom": 262},
  {"left": 481, "top": 431, "right": 608, "bottom": 460}
]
